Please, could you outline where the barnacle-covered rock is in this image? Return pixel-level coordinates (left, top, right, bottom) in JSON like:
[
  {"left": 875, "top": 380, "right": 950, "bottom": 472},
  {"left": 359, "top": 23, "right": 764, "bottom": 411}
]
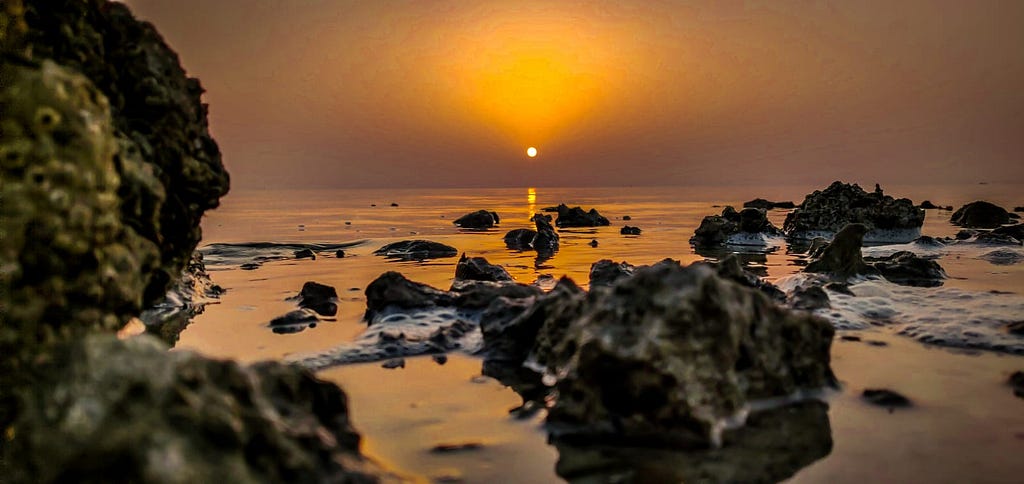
[{"left": 783, "top": 181, "right": 923, "bottom": 242}]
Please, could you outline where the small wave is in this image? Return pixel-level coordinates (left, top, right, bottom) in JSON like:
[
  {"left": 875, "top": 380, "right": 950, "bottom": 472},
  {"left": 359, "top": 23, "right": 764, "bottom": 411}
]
[{"left": 200, "top": 241, "right": 369, "bottom": 267}]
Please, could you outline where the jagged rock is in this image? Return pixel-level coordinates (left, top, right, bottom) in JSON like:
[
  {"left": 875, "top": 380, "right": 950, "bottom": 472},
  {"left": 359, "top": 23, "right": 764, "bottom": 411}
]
[
  {"left": 691, "top": 207, "right": 782, "bottom": 247},
  {"left": 744, "top": 198, "right": 796, "bottom": 210},
  {"left": 866, "top": 251, "right": 946, "bottom": 287},
  {"left": 535, "top": 263, "right": 835, "bottom": 447},
  {"left": 454, "top": 253, "right": 513, "bottom": 284},
  {"left": 721, "top": 205, "right": 740, "bottom": 221},
  {"left": 790, "top": 286, "right": 831, "bottom": 310},
  {"left": 951, "top": 201, "right": 1011, "bottom": 229},
  {"left": 589, "top": 260, "right": 636, "bottom": 288},
  {"left": 481, "top": 278, "right": 586, "bottom": 364},
  {"left": 141, "top": 252, "right": 224, "bottom": 346},
  {"left": 620, "top": 225, "right": 642, "bottom": 235},
  {"left": 296, "top": 281, "right": 339, "bottom": 317},
  {"left": 691, "top": 215, "right": 736, "bottom": 246},
  {"left": 269, "top": 309, "right": 320, "bottom": 334},
  {"left": 3, "top": 335, "right": 386, "bottom": 483},
  {"left": 533, "top": 215, "right": 560, "bottom": 254},
  {"left": 553, "top": 204, "right": 611, "bottom": 227},
  {"left": 453, "top": 210, "right": 499, "bottom": 229},
  {"left": 804, "top": 224, "right": 874, "bottom": 278},
  {"left": 783, "top": 182, "right": 924, "bottom": 242},
  {"left": 862, "top": 389, "right": 912, "bottom": 408},
  {"left": 373, "top": 240, "right": 457, "bottom": 260}
]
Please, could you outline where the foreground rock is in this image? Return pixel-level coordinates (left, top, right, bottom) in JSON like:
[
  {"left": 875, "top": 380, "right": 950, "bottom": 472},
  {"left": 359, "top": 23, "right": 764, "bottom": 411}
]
[
  {"left": 588, "top": 260, "right": 635, "bottom": 288},
  {"left": 783, "top": 182, "right": 924, "bottom": 242},
  {"left": 453, "top": 210, "right": 500, "bottom": 229},
  {"left": 1010, "top": 372, "right": 1024, "bottom": 399},
  {"left": 373, "top": 240, "right": 457, "bottom": 260},
  {"left": 690, "top": 207, "right": 783, "bottom": 247},
  {"left": 951, "top": 201, "right": 1011, "bottom": 229},
  {"left": 553, "top": 204, "right": 611, "bottom": 227},
  {"left": 4, "top": 335, "right": 388, "bottom": 483}
]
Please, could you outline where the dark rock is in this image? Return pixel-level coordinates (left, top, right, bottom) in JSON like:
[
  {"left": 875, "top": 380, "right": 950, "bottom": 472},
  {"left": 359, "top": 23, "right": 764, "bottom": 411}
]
[
  {"left": 690, "top": 215, "right": 736, "bottom": 246},
  {"left": 3, "top": 335, "right": 385, "bottom": 483},
  {"left": 532, "top": 215, "right": 560, "bottom": 254},
  {"left": 744, "top": 198, "right": 796, "bottom": 210},
  {"left": 335, "top": 249, "right": 346, "bottom": 258},
  {"left": 141, "top": 253, "right": 224, "bottom": 346},
  {"left": 432, "top": 354, "right": 448, "bottom": 365},
  {"left": 919, "top": 200, "right": 940, "bottom": 209},
  {"left": 951, "top": 201, "right": 1011, "bottom": 229},
  {"left": 536, "top": 263, "right": 836, "bottom": 447},
  {"left": 454, "top": 253, "right": 513, "bottom": 283},
  {"left": 993, "top": 224, "right": 1024, "bottom": 241},
  {"left": 481, "top": 278, "right": 586, "bottom": 364},
  {"left": 840, "top": 335, "right": 862, "bottom": 342},
  {"left": 554, "top": 204, "right": 611, "bottom": 227},
  {"left": 783, "top": 182, "right": 924, "bottom": 241},
  {"left": 867, "top": 251, "right": 946, "bottom": 287},
  {"left": 722, "top": 205, "right": 741, "bottom": 222},
  {"left": 620, "top": 225, "right": 642, "bottom": 235},
  {"left": 390, "top": 202, "right": 399, "bottom": 207},
  {"left": 269, "top": 309, "right": 320, "bottom": 334},
  {"left": 1006, "top": 321, "right": 1024, "bottom": 335},
  {"left": 967, "top": 232, "right": 1023, "bottom": 246},
  {"left": 980, "top": 249, "right": 1024, "bottom": 266},
  {"left": 791, "top": 286, "right": 831, "bottom": 310},
  {"left": 691, "top": 207, "right": 782, "bottom": 247},
  {"left": 866, "top": 340, "right": 888, "bottom": 347},
  {"left": 912, "top": 235, "right": 947, "bottom": 248},
  {"left": 541, "top": 206, "right": 561, "bottom": 213},
  {"left": 1016, "top": 207, "right": 1024, "bottom": 213},
  {"left": 622, "top": 215, "right": 632, "bottom": 220},
  {"left": 503, "top": 228, "right": 537, "bottom": 249},
  {"left": 1009, "top": 371, "right": 1024, "bottom": 398},
  {"left": 956, "top": 229, "right": 977, "bottom": 240},
  {"left": 589, "top": 260, "right": 635, "bottom": 288},
  {"left": 862, "top": 389, "right": 912, "bottom": 408},
  {"left": 240, "top": 262, "right": 260, "bottom": 270},
  {"left": 824, "top": 282, "right": 855, "bottom": 296},
  {"left": 804, "top": 224, "right": 874, "bottom": 278},
  {"left": 373, "top": 240, "right": 458, "bottom": 260},
  {"left": 364, "top": 271, "right": 454, "bottom": 321},
  {"left": 381, "top": 358, "right": 405, "bottom": 369},
  {"left": 589, "top": 239, "right": 599, "bottom": 247},
  {"left": 294, "top": 248, "right": 316, "bottom": 260},
  {"left": 296, "top": 281, "right": 339, "bottom": 316},
  {"left": 430, "top": 442, "right": 484, "bottom": 454},
  {"left": 454, "top": 209, "right": 499, "bottom": 229},
  {"left": 739, "top": 207, "right": 777, "bottom": 233},
  {"left": 710, "top": 254, "right": 786, "bottom": 302}
]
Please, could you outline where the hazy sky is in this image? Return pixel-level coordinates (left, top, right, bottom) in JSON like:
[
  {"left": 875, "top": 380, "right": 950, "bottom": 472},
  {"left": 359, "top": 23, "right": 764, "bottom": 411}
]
[{"left": 123, "top": 0, "right": 1024, "bottom": 189}]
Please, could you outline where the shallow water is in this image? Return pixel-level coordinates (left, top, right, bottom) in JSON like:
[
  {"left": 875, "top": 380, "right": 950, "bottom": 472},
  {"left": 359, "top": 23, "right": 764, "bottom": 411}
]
[{"left": 183, "top": 183, "right": 1024, "bottom": 482}]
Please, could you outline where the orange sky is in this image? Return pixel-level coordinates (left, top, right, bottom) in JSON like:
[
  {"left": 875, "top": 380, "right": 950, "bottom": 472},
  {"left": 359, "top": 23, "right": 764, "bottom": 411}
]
[{"left": 124, "top": 0, "right": 1024, "bottom": 189}]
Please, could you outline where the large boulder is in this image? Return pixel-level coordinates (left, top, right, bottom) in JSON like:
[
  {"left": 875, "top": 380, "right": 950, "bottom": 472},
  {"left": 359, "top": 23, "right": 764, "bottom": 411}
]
[
  {"left": 534, "top": 263, "right": 836, "bottom": 447},
  {"left": 3, "top": 334, "right": 387, "bottom": 483},
  {"left": 951, "top": 201, "right": 1012, "bottom": 229},
  {"left": 783, "top": 182, "right": 923, "bottom": 242}
]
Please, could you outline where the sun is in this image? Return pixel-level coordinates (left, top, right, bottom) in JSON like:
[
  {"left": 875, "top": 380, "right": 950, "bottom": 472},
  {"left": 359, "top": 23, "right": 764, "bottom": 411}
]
[{"left": 526, "top": 146, "right": 538, "bottom": 158}]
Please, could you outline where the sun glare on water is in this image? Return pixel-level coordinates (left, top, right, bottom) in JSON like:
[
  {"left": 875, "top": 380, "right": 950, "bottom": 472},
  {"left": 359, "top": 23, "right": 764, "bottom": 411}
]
[{"left": 527, "top": 146, "right": 538, "bottom": 157}]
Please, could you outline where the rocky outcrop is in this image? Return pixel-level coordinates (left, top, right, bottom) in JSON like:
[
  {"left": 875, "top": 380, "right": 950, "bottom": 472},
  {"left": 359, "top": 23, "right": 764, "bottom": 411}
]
[
  {"left": 503, "top": 215, "right": 559, "bottom": 255},
  {"left": 951, "top": 201, "right": 1011, "bottom": 229},
  {"left": 373, "top": 240, "right": 458, "bottom": 260},
  {"left": 744, "top": 198, "right": 796, "bottom": 210},
  {"left": 690, "top": 207, "right": 783, "bottom": 247},
  {"left": 454, "top": 253, "right": 513, "bottom": 284},
  {"left": 4, "top": 335, "right": 387, "bottom": 483},
  {"left": 553, "top": 204, "right": 611, "bottom": 227},
  {"left": 783, "top": 182, "right": 924, "bottom": 242},
  {"left": 918, "top": 200, "right": 951, "bottom": 210},
  {"left": 453, "top": 210, "right": 499, "bottom": 229},
  {"left": 536, "top": 263, "right": 836, "bottom": 447},
  {"left": 805, "top": 224, "right": 946, "bottom": 286}
]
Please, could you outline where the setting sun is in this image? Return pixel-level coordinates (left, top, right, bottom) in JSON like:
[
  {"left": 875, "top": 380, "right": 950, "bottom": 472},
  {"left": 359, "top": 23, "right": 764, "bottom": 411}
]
[{"left": 527, "top": 146, "right": 538, "bottom": 157}]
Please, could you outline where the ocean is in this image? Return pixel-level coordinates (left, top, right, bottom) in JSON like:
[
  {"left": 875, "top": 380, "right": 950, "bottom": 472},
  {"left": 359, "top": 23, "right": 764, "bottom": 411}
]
[{"left": 178, "top": 182, "right": 1024, "bottom": 482}]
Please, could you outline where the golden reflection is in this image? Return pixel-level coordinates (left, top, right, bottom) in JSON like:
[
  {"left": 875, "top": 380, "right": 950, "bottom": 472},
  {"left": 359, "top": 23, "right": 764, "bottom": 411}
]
[{"left": 527, "top": 187, "right": 537, "bottom": 214}]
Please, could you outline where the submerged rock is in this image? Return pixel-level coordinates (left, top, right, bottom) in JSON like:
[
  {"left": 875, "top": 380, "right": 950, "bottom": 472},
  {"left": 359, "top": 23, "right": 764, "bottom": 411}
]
[
  {"left": 867, "top": 251, "right": 946, "bottom": 287},
  {"left": 783, "top": 181, "right": 923, "bottom": 242},
  {"left": 294, "top": 248, "right": 316, "bottom": 260},
  {"left": 503, "top": 216, "right": 560, "bottom": 255},
  {"left": 373, "top": 240, "right": 457, "bottom": 260},
  {"left": 454, "top": 210, "right": 500, "bottom": 229},
  {"left": 4, "top": 334, "right": 386, "bottom": 483},
  {"left": 980, "top": 249, "right": 1024, "bottom": 266},
  {"left": 951, "top": 201, "right": 1011, "bottom": 229},
  {"left": 790, "top": 286, "right": 831, "bottom": 310},
  {"left": 744, "top": 198, "right": 796, "bottom": 210},
  {"left": 454, "top": 253, "right": 513, "bottom": 284},
  {"left": 588, "top": 260, "right": 635, "bottom": 288},
  {"left": 536, "top": 263, "right": 836, "bottom": 447},
  {"left": 553, "top": 204, "right": 611, "bottom": 227},
  {"left": 364, "top": 271, "right": 455, "bottom": 321}
]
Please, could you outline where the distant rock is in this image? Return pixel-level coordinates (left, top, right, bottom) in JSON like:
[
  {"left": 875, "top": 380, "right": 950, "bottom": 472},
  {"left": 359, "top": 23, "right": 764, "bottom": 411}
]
[
  {"left": 335, "top": 249, "right": 346, "bottom": 258},
  {"left": 588, "top": 260, "right": 635, "bottom": 288},
  {"left": 294, "top": 248, "right": 316, "bottom": 260},
  {"left": 373, "top": 240, "right": 457, "bottom": 260},
  {"left": 454, "top": 210, "right": 500, "bottom": 229},
  {"left": 784, "top": 181, "right": 924, "bottom": 242},
  {"left": 744, "top": 198, "right": 796, "bottom": 210},
  {"left": 993, "top": 224, "right": 1024, "bottom": 241},
  {"left": 1015, "top": 206, "right": 1024, "bottom": 213},
  {"left": 553, "top": 204, "right": 611, "bottom": 227},
  {"left": 866, "top": 251, "right": 946, "bottom": 287},
  {"left": 980, "top": 249, "right": 1024, "bottom": 266},
  {"left": 589, "top": 239, "right": 599, "bottom": 247},
  {"left": 533, "top": 215, "right": 560, "bottom": 254},
  {"left": 622, "top": 215, "right": 632, "bottom": 221},
  {"left": 296, "top": 281, "right": 339, "bottom": 316},
  {"left": 454, "top": 254, "right": 513, "bottom": 284},
  {"left": 862, "top": 389, "right": 912, "bottom": 408},
  {"left": 951, "top": 201, "right": 1011, "bottom": 229},
  {"left": 691, "top": 207, "right": 783, "bottom": 247},
  {"left": 390, "top": 202, "right": 399, "bottom": 207},
  {"left": 620, "top": 225, "right": 642, "bottom": 235},
  {"left": 269, "top": 309, "right": 320, "bottom": 334},
  {"left": 918, "top": 200, "right": 948, "bottom": 210}
]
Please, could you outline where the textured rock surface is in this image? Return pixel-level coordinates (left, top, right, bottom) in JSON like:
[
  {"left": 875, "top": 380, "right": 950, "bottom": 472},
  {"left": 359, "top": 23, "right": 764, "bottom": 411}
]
[
  {"left": 866, "top": 251, "right": 946, "bottom": 287},
  {"left": 3, "top": 335, "right": 387, "bottom": 483},
  {"left": 536, "top": 263, "right": 836, "bottom": 447},
  {"left": 553, "top": 204, "right": 611, "bottom": 227},
  {"left": 783, "top": 182, "right": 923, "bottom": 241},
  {"left": 588, "top": 260, "right": 635, "bottom": 288},
  {"left": 951, "top": 201, "right": 1011, "bottom": 229},
  {"left": 804, "top": 224, "right": 874, "bottom": 278},
  {"left": 690, "top": 207, "right": 782, "bottom": 247}
]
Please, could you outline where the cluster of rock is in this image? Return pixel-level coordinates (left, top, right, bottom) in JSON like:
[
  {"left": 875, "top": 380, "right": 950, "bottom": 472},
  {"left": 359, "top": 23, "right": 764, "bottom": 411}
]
[
  {"left": 503, "top": 214, "right": 560, "bottom": 255},
  {"left": 783, "top": 182, "right": 924, "bottom": 242},
  {"left": 690, "top": 206, "right": 783, "bottom": 247},
  {"left": 140, "top": 253, "right": 225, "bottom": 345},
  {"left": 546, "top": 203, "right": 611, "bottom": 227},
  {"left": 803, "top": 224, "right": 946, "bottom": 286},
  {"left": 0, "top": 1, "right": 388, "bottom": 480}
]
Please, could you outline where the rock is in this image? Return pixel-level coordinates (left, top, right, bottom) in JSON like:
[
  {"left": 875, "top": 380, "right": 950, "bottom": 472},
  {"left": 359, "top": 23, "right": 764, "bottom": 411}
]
[
  {"left": 373, "top": 240, "right": 457, "bottom": 260},
  {"left": 690, "top": 215, "right": 736, "bottom": 246},
  {"left": 993, "top": 224, "right": 1024, "bottom": 241},
  {"left": 1009, "top": 371, "right": 1024, "bottom": 398},
  {"left": 690, "top": 207, "right": 782, "bottom": 247},
  {"left": 454, "top": 253, "right": 513, "bottom": 283},
  {"left": 980, "top": 249, "right": 1024, "bottom": 266},
  {"left": 532, "top": 214, "right": 560, "bottom": 254},
  {"left": 503, "top": 228, "right": 537, "bottom": 249},
  {"left": 335, "top": 249, "right": 346, "bottom": 258},
  {"left": 951, "top": 201, "right": 1011, "bottom": 229},
  {"left": 269, "top": 309, "right": 320, "bottom": 334},
  {"left": 589, "top": 239, "right": 599, "bottom": 247},
  {"left": 553, "top": 204, "right": 611, "bottom": 227},
  {"left": 783, "top": 182, "right": 924, "bottom": 242},
  {"left": 722, "top": 205, "right": 741, "bottom": 221},
  {"left": 430, "top": 442, "right": 484, "bottom": 454},
  {"left": 790, "top": 286, "right": 831, "bottom": 310},
  {"left": 381, "top": 358, "right": 405, "bottom": 369},
  {"left": 620, "top": 225, "right": 642, "bottom": 235},
  {"left": 141, "top": 252, "right": 224, "bottom": 346},
  {"left": 840, "top": 335, "right": 862, "bottom": 342},
  {"left": 588, "top": 260, "right": 635, "bottom": 288},
  {"left": 622, "top": 215, "right": 632, "bottom": 220},
  {"left": 862, "top": 389, "right": 912, "bottom": 408},
  {"left": 1006, "top": 321, "right": 1024, "bottom": 335},
  {"left": 918, "top": 200, "right": 940, "bottom": 209},
  {"left": 364, "top": 271, "right": 454, "bottom": 321},
  {"left": 481, "top": 278, "right": 586, "bottom": 364},
  {"left": 804, "top": 224, "right": 874, "bottom": 278},
  {"left": 744, "top": 198, "right": 796, "bottom": 210},
  {"left": 709, "top": 254, "right": 786, "bottom": 302},
  {"left": 536, "top": 263, "right": 836, "bottom": 447},
  {"left": 1016, "top": 207, "right": 1024, "bottom": 213},
  {"left": 3, "top": 335, "right": 386, "bottom": 482},
  {"left": 294, "top": 248, "right": 316, "bottom": 260},
  {"left": 240, "top": 262, "right": 260, "bottom": 270},
  {"left": 295, "top": 281, "right": 339, "bottom": 316},
  {"left": 454, "top": 210, "right": 499, "bottom": 229},
  {"left": 867, "top": 251, "right": 946, "bottom": 287},
  {"left": 390, "top": 202, "right": 398, "bottom": 207},
  {"left": 824, "top": 282, "right": 855, "bottom": 296}
]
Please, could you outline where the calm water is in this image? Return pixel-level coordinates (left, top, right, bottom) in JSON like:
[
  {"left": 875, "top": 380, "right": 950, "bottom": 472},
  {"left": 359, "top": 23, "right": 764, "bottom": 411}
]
[{"left": 185, "top": 183, "right": 1024, "bottom": 483}]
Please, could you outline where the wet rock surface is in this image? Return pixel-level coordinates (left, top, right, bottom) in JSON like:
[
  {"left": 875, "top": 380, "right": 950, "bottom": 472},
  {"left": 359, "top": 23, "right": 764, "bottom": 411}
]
[
  {"left": 454, "top": 253, "right": 513, "bottom": 284},
  {"left": 270, "top": 309, "right": 321, "bottom": 334},
  {"left": 866, "top": 251, "right": 946, "bottom": 287},
  {"left": 141, "top": 253, "right": 225, "bottom": 346},
  {"left": 453, "top": 209, "right": 500, "bottom": 229},
  {"left": 690, "top": 207, "right": 783, "bottom": 247},
  {"left": 373, "top": 239, "right": 458, "bottom": 260},
  {"left": 296, "top": 281, "right": 340, "bottom": 316},
  {"left": 790, "top": 285, "right": 831, "bottom": 310},
  {"left": 951, "top": 201, "right": 1011, "bottom": 229},
  {"left": 553, "top": 204, "right": 611, "bottom": 227},
  {"left": 783, "top": 181, "right": 924, "bottom": 242},
  {"left": 804, "top": 224, "right": 874, "bottom": 278},
  {"left": 707, "top": 254, "right": 786, "bottom": 301}
]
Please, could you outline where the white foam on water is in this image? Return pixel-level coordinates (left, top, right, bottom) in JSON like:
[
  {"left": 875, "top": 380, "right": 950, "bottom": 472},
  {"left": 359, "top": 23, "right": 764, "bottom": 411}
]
[{"left": 725, "top": 232, "right": 785, "bottom": 248}]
